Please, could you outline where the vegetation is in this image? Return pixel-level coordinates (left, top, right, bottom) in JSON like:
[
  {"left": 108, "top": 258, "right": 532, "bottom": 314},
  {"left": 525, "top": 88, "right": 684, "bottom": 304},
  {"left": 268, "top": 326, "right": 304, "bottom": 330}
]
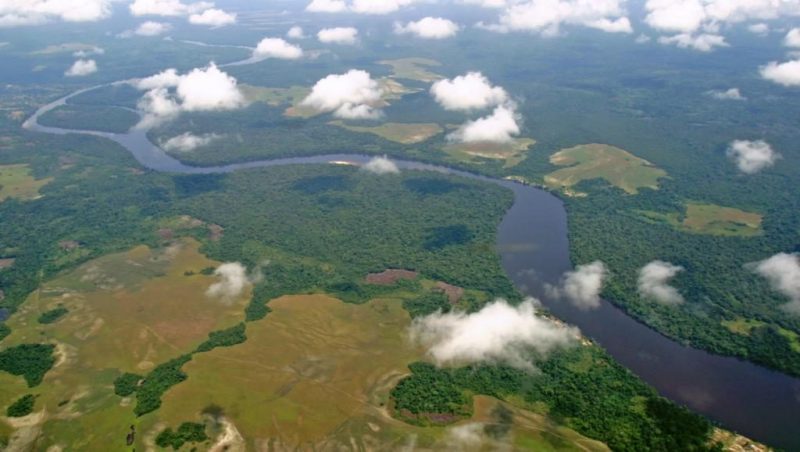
[
  {"left": 37, "top": 306, "right": 68, "bottom": 324},
  {"left": 545, "top": 144, "right": 668, "bottom": 195},
  {"left": 113, "top": 372, "right": 143, "bottom": 397},
  {"left": 195, "top": 322, "right": 246, "bottom": 352},
  {"left": 378, "top": 58, "right": 442, "bottom": 82},
  {"left": 155, "top": 422, "right": 208, "bottom": 450},
  {"left": 133, "top": 354, "right": 191, "bottom": 416},
  {"left": 444, "top": 138, "right": 536, "bottom": 168},
  {"left": 37, "top": 104, "right": 139, "bottom": 134},
  {"left": 402, "top": 291, "right": 451, "bottom": 318},
  {"left": 330, "top": 121, "right": 443, "bottom": 144},
  {"left": 391, "top": 346, "right": 721, "bottom": 452},
  {"left": 0, "top": 343, "right": 55, "bottom": 387},
  {"left": 6, "top": 394, "right": 36, "bottom": 417}
]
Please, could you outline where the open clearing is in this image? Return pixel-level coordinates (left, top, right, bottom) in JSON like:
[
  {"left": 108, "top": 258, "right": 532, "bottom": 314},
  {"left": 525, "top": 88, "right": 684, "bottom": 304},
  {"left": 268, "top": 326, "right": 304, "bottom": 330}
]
[
  {"left": 156, "top": 294, "right": 608, "bottom": 450},
  {"left": 378, "top": 58, "right": 442, "bottom": 82},
  {"left": 545, "top": 144, "right": 667, "bottom": 195},
  {"left": 240, "top": 84, "right": 309, "bottom": 108},
  {"left": 0, "top": 239, "right": 249, "bottom": 450},
  {"left": 0, "top": 164, "right": 52, "bottom": 202},
  {"left": 330, "top": 121, "right": 443, "bottom": 144},
  {"left": 444, "top": 138, "right": 536, "bottom": 168},
  {"left": 639, "top": 203, "right": 762, "bottom": 237}
]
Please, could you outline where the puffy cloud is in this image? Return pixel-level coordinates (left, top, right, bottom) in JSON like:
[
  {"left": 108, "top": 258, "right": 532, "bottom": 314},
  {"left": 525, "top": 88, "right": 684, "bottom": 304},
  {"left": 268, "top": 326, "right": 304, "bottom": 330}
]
[
  {"left": 394, "top": 17, "right": 460, "bottom": 39},
  {"left": 726, "top": 140, "right": 780, "bottom": 174},
  {"left": 645, "top": 0, "right": 706, "bottom": 33},
  {"left": 129, "top": 0, "right": 213, "bottom": 17},
  {"left": 300, "top": 70, "right": 383, "bottom": 119},
  {"left": 410, "top": 298, "right": 578, "bottom": 370},
  {"left": 317, "top": 26, "right": 359, "bottom": 44},
  {"left": 135, "top": 63, "right": 245, "bottom": 127},
  {"left": 637, "top": 260, "right": 685, "bottom": 305},
  {"left": 188, "top": 8, "right": 236, "bottom": 27},
  {"left": 785, "top": 28, "right": 800, "bottom": 47},
  {"left": 287, "top": 25, "right": 305, "bottom": 39},
  {"left": 657, "top": 32, "right": 727, "bottom": 51},
  {"left": 760, "top": 59, "right": 800, "bottom": 86},
  {"left": 747, "top": 22, "right": 769, "bottom": 35},
  {"left": 305, "top": 0, "right": 420, "bottom": 14},
  {"left": 73, "top": 46, "right": 104, "bottom": 57},
  {"left": 546, "top": 261, "right": 608, "bottom": 310},
  {"left": 707, "top": 87, "right": 745, "bottom": 100},
  {"left": 206, "top": 262, "right": 249, "bottom": 302},
  {"left": 482, "top": 0, "right": 632, "bottom": 35},
  {"left": 254, "top": 37, "right": 303, "bottom": 59},
  {"left": 750, "top": 253, "right": 800, "bottom": 314},
  {"left": 65, "top": 59, "right": 97, "bottom": 77},
  {"left": 305, "top": 0, "right": 347, "bottom": 13},
  {"left": 448, "top": 104, "right": 521, "bottom": 143},
  {"left": 0, "top": 0, "right": 112, "bottom": 27},
  {"left": 430, "top": 72, "right": 508, "bottom": 111},
  {"left": 135, "top": 21, "right": 171, "bottom": 36},
  {"left": 161, "top": 132, "right": 220, "bottom": 151},
  {"left": 644, "top": 0, "right": 800, "bottom": 48},
  {"left": 362, "top": 155, "right": 400, "bottom": 174}
]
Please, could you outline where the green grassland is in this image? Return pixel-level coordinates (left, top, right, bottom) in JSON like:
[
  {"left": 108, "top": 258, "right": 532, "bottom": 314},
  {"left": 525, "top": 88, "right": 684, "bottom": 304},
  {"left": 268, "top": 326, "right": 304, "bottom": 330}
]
[
  {"left": 444, "top": 138, "right": 537, "bottom": 168},
  {"left": 639, "top": 202, "right": 763, "bottom": 237},
  {"left": 0, "top": 164, "right": 51, "bottom": 202},
  {"left": 545, "top": 144, "right": 668, "bottom": 195},
  {"left": 378, "top": 58, "right": 443, "bottom": 82},
  {"left": 330, "top": 121, "right": 443, "bottom": 144}
]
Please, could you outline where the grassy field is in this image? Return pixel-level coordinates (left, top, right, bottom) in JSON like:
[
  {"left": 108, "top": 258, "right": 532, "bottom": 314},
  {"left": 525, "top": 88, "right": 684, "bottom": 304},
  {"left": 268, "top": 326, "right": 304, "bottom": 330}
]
[
  {"left": 639, "top": 203, "right": 763, "bottom": 237},
  {"left": 723, "top": 318, "right": 800, "bottom": 353},
  {"left": 330, "top": 121, "right": 443, "bottom": 144},
  {"left": 0, "top": 164, "right": 52, "bottom": 203},
  {"left": 444, "top": 138, "right": 536, "bottom": 168},
  {"left": 545, "top": 144, "right": 667, "bottom": 195},
  {"left": 0, "top": 239, "right": 249, "bottom": 450},
  {"left": 378, "top": 58, "right": 442, "bottom": 82},
  {"left": 240, "top": 84, "right": 309, "bottom": 108}
]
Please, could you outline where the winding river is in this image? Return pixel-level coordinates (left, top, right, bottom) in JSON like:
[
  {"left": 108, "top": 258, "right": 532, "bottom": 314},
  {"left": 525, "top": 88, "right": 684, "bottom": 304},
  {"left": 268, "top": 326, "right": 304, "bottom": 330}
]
[{"left": 22, "top": 82, "right": 800, "bottom": 449}]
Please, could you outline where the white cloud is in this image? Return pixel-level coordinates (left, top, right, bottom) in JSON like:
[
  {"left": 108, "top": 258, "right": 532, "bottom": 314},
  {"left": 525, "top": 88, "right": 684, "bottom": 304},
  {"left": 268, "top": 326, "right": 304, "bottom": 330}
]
[
  {"left": 546, "top": 261, "right": 608, "bottom": 310},
  {"left": 300, "top": 69, "right": 383, "bottom": 119},
  {"left": 305, "top": 0, "right": 420, "bottom": 14},
  {"left": 73, "top": 46, "right": 104, "bottom": 57},
  {"left": 305, "top": 0, "right": 347, "bottom": 13},
  {"left": 161, "top": 132, "right": 220, "bottom": 151},
  {"left": 129, "top": 0, "right": 213, "bottom": 17},
  {"left": 760, "top": 59, "right": 800, "bottom": 86},
  {"left": 135, "top": 21, "right": 171, "bottom": 36},
  {"left": 637, "top": 260, "right": 685, "bottom": 305},
  {"left": 644, "top": 0, "right": 800, "bottom": 48},
  {"left": 707, "top": 87, "right": 745, "bottom": 100},
  {"left": 317, "top": 27, "right": 359, "bottom": 44},
  {"left": 0, "top": 0, "right": 112, "bottom": 27},
  {"left": 448, "top": 104, "right": 521, "bottom": 143},
  {"left": 254, "top": 38, "right": 303, "bottom": 59},
  {"left": 785, "top": 28, "right": 800, "bottom": 47},
  {"left": 750, "top": 253, "right": 800, "bottom": 314},
  {"left": 459, "top": 0, "right": 508, "bottom": 7},
  {"left": 394, "top": 17, "right": 460, "bottom": 39},
  {"left": 135, "top": 63, "right": 245, "bottom": 127},
  {"left": 430, "top": 72, "right": 508, "bottom": 111},
  {"left": 482, "top": 0, "right": 632, "bottom": 35},
  {"left": 726, "top": 139, "right": 780, "bottom": 174},
  {"left": 362, "top": 155, "right": 400, "bottom": 174},
  {"left": 65, "top": 59, "right": 97, "bottom": 77},
  {"left": 206, "top": 262, "right": 249, "bottom": 302},
  {"left": 410, "top": 298, "right": 578, "bottom": 370},
  {"left": 188, "top": 8, "right": 236, "bottom": 27},
  {"left": 748, "top": 22, "right": 769, "bottom": 35},
  {"left": 287, "top": 25, "right": 305, "bottom": 39},
  {"left": 658, "top": 32, "right": 728, "bottom": 51}
]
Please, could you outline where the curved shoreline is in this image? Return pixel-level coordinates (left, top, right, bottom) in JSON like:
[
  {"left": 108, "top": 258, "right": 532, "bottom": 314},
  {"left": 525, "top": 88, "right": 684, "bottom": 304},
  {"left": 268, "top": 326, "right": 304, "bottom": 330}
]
[{"left": 22, "top": 80, "right": 800, "bottom": 449}]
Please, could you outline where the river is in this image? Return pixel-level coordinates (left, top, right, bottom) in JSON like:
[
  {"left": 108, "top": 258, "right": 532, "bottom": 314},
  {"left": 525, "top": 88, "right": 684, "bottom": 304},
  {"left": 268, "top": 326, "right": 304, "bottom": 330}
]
[{"left": 23, "top": 81, "right": 800, "bottom": 450}]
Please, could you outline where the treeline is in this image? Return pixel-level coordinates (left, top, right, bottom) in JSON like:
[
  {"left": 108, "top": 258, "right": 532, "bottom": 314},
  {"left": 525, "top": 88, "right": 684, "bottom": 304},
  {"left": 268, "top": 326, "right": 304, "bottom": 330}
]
[
  {"left": 0, "top": 344, "right": 55, "bottom": 387},
  {"left": 392, "top": 346, "right": 721, "bottom": 452}
]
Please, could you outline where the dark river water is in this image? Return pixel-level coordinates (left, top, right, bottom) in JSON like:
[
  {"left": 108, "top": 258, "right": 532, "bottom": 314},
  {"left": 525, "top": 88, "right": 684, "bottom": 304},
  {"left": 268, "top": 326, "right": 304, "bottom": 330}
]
[{"left": 24, "top": 87, "right": 800, "bottom": 450}]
